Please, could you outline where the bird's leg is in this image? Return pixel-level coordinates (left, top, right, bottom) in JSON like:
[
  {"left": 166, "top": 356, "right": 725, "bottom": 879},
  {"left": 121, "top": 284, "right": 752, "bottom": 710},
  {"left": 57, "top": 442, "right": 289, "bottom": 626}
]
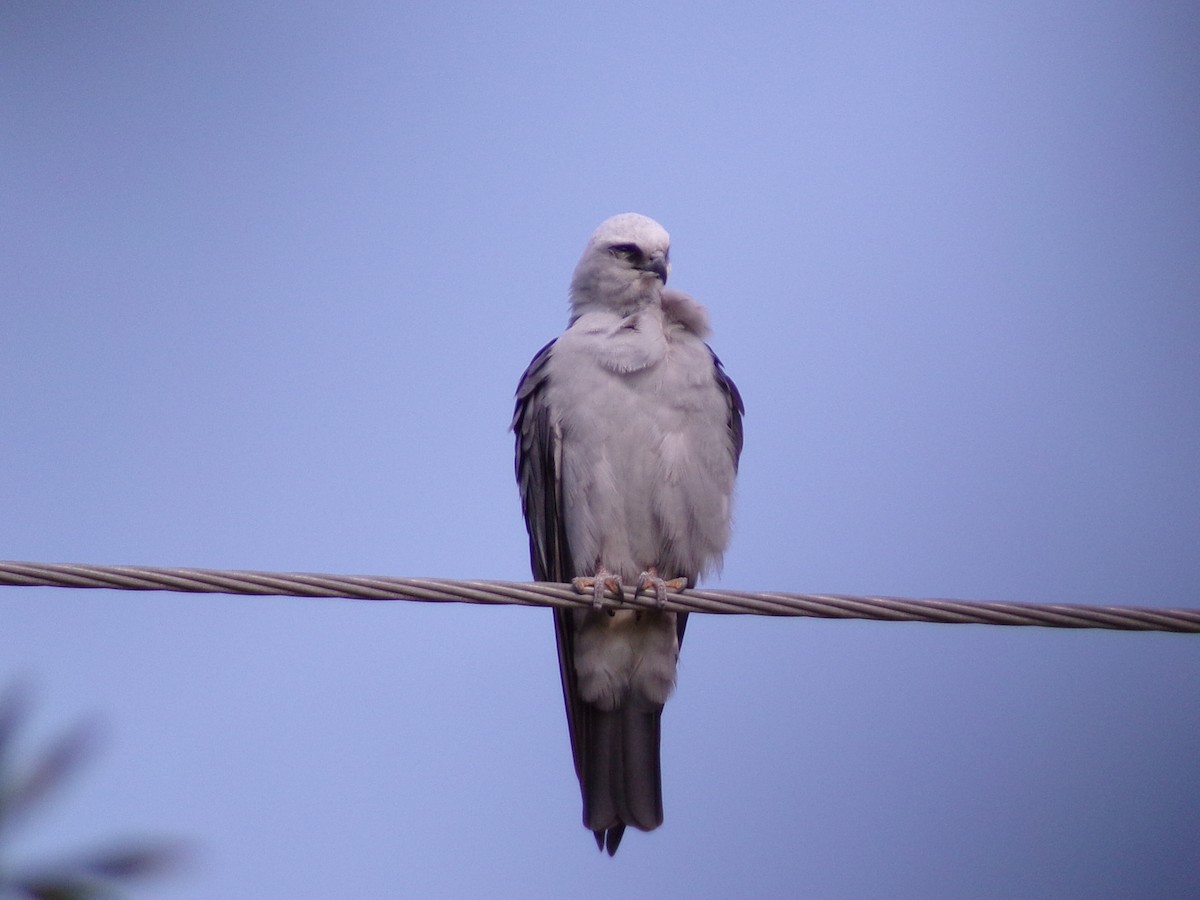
[
  {"left": 634, "top": 565, "right": 688, "bottom": 608},
  {"left": 572, "top": 566, "right": 624, "bottom": 610}
]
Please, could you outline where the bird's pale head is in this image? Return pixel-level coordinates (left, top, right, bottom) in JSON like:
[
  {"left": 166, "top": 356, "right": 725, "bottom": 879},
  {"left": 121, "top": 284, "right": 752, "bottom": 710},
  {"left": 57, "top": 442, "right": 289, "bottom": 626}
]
[{"left": 569, "top": 213, "right": 671, "bottom": 318}]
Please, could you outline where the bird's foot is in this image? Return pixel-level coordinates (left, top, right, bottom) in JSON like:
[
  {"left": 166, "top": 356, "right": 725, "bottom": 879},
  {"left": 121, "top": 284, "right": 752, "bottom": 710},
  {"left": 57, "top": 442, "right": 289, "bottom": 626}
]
[
  {"left": 634, "top": 567, "right": 688, "bottom": 608},
  {"left": 572, "top": 569, "right": 624, "bottom": 610}
]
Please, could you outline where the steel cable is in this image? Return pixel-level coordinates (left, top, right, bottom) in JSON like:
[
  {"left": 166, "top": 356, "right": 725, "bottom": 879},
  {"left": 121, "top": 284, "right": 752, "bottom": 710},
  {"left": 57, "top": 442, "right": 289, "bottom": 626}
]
[{"left": 1, "top": 560, "right": 1197, "bottom": 632}]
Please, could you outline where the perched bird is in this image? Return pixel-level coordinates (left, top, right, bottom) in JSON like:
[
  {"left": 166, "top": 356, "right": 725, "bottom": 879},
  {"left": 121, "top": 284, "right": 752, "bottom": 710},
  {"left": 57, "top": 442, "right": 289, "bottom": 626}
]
[{"left": 512, "top": 213, "right": 743, "bottom": 855}]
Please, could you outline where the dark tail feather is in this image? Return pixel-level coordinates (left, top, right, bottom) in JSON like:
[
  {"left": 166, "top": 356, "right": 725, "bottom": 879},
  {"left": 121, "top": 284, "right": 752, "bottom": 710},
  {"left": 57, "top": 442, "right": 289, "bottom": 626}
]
[
  {"left": 582, "top": 704, "right": 664, "bottom": 854},
  {"left": 595, "top": 823, "right": 626, "bottom": 855}
]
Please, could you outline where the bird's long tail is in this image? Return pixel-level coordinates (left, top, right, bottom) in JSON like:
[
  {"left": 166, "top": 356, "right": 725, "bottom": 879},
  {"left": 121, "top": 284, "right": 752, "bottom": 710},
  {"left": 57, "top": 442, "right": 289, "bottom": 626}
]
[{"left": 582, "top": 704, "right": 664, "bottom": 856}]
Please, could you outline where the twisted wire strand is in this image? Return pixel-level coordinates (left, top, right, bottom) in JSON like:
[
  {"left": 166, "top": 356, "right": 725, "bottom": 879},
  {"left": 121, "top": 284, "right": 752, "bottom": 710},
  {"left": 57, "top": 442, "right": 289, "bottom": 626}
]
[{"left": 1, "top": 560, "right": 1197, "bottom": 633}]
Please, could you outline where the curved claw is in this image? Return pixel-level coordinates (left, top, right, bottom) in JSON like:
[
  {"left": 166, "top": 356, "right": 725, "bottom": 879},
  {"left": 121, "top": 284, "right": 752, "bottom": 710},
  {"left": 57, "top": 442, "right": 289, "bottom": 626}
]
[
  {"left": 572, "top": 570, "right": 624, "bottom": 610},
  {"left": 634, "top": 568, "right": 688, "bottom": 608}
]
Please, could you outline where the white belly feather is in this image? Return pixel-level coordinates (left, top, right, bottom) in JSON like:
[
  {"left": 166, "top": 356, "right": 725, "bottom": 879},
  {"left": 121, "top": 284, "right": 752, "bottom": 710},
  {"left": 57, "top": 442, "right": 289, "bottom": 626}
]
[
  {"left": 545, "top": 302, "right": 735, "bottom": 709},
  {"left": 546, "top": 305, "right": 735, "bottom": 586}
]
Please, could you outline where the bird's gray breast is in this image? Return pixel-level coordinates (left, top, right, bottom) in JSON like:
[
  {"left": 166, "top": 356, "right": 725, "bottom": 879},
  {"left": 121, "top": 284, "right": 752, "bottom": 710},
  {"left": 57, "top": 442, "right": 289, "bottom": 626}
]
[{"left": 546, "top": 310, "right": 735, "bottom": 584}]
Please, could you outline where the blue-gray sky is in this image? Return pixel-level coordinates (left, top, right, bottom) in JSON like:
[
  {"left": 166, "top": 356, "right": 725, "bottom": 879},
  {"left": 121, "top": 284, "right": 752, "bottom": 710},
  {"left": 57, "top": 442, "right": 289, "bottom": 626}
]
[{"left": 2, "top": 2, "right": 1198, "bottom": 897}]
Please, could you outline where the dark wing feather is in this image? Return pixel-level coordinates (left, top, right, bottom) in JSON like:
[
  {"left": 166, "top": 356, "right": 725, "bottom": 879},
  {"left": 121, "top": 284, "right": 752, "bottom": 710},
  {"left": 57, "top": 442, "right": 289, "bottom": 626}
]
[
  {"left": 710, "top": 347, "right": 745, "bottom": 472},
  {"left": 513, "top": 339, "right": 571, "bottom": 583},
  {"left": 512, "top": 341, "right": 589, "bottom": 784}
]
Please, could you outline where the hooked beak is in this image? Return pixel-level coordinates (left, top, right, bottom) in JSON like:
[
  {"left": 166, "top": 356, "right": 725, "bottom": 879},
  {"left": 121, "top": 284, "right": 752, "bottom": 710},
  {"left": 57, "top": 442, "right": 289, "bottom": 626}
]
[{"left": 640, "top": 252, "right": 669, "bottom": 284}]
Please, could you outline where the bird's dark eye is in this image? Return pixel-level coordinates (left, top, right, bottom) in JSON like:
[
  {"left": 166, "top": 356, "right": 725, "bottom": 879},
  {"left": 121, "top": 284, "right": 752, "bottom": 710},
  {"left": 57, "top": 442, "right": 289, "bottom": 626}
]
[{"left": 608, "top": 243, "right": 643, "bottom": 263}]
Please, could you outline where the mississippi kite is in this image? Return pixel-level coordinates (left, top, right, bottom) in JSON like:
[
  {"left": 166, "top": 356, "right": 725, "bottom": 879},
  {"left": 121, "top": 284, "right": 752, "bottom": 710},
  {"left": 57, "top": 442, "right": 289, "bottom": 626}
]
[{"left": 512, "top": 213, "right": 744, "bottom": 854}]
